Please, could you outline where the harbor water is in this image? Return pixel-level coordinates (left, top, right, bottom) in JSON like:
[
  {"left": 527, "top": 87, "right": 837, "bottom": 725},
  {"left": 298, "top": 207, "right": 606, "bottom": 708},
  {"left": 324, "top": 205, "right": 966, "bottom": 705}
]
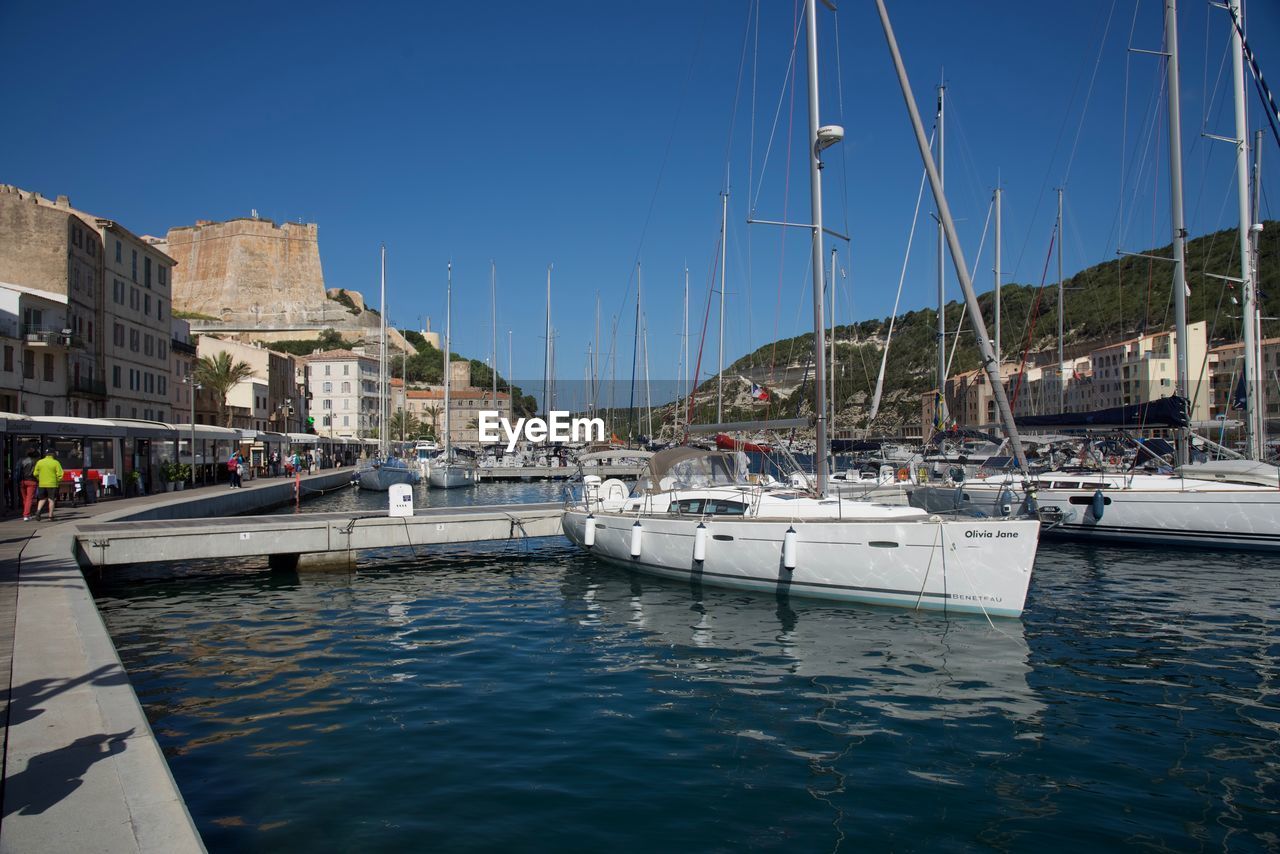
[{"left": 90, "top": 481, "right": 1279, "bottom": 851}]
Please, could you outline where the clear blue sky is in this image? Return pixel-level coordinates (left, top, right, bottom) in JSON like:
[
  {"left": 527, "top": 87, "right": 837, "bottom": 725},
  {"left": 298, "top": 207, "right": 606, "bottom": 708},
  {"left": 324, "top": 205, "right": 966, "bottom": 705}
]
[{"left": 3, "top": 0, "right": 1278, "bottom": 399}]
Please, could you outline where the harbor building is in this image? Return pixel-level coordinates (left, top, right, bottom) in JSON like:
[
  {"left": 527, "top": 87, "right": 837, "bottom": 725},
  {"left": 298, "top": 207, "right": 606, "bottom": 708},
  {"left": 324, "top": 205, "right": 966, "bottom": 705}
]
[
  {"left": 304, "top": 348, "right": 382, "bottom": 438},
  {"left": 922, "top": 321, "right": 1212, "bottom": 435},
  {"left": 0, "top": 186, "right": 105, "bottom": 417},
  {"left": 0, "top": 282, "right": 72, "bottom": 416},
  {"left": 404, "top": 360, "right": 513, "bottom": 445},
  {"left": 0, "top": 185, "right": 178, "bottom": 421},
  {"left": 195, "top": 337, "right": 306, "bottom": 432}
]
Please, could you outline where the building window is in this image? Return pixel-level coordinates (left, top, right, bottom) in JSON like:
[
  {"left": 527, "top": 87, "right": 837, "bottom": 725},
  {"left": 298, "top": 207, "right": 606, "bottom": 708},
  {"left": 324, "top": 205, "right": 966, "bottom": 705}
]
[
  {"left": 343, "top": 416, "right": 349, "bottom": 427},
  {"left": 130, "top": 329, "right": 140, "bottom": 352},
  {"left": 323, "top": 399, "right": 333, "bottom": 410},
  {"left": 2, "top": 345, "right": 11, "bottom": 372},
  {"left": 159, "top": 266, "right": 167, "bottom": 286},
  {"left": 131, "top": 249, "right": 137, "bottom": 282},
  {"left": 116, "top": 240, "right": 122, "bottom": 263},
  {"left": 157, "top": 300, "right": 164, "bottom": 321},
  {"left": 158, "top": 341, "right": 166, "bottom": 360},
  {"left": 43, "top": 353, "right": 54, "bottom": 381},
  {"left": 145, "top": 256, "right": 152, "bottom": 289},
  {"left": 113, "top": 366, "right": 121, "bottom": 388},
  {"left": 144, "top": 294, "right": 151, "bottom": 316},
  {"left": 341, "top": 381, "right": 351, "bottom": 393},
  {"left": 143, "top": 335, "right": 154, "bottom": 357},
  {"left": 44, "top": 400, "right": 54, "bottom": 416},
  {"left": 114, "top": 323, "right": 125, "bottom": 347},
  {"left": 87, "top": 321, "right": 93, "bottom": 342},
  {"left": 322, "top": 381, "right": 332, "bottom": 393},
  {"left": 343, "top": 365, "right": 350, "bottom": 376},
  {"left": 22, "top": 350, "right": 34, "bottom": 380},
  {"left": 324, "top": 365, "right": 331, "bottom": 376}
]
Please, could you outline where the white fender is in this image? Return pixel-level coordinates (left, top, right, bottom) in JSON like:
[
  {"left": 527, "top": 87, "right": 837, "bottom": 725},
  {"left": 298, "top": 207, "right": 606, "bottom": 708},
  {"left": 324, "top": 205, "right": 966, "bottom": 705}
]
[
  {"left": 584, "top": 513, "right": 596, "bottom": 547},
  {"left": 630, "top": 520, "right": 643, "bottom": 558},
  {"left": 783, "top": 526, "right": 798, "bottom": 570},
  {"left": 693, "top": 522, "right": 707, "bottom": 563}
]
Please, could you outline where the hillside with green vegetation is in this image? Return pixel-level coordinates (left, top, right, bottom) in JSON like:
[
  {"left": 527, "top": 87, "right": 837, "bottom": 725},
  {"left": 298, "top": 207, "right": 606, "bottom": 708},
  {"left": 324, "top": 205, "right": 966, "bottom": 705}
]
[{"left": 664, "top": 222, "right": 1279, "bottom": 435}]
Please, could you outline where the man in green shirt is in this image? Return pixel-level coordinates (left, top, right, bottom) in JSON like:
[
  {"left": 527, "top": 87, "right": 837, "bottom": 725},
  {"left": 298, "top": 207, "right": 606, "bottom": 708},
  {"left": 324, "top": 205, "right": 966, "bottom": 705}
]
[{"left": 32, "top": 451, "right": 64, "bottom": 522}]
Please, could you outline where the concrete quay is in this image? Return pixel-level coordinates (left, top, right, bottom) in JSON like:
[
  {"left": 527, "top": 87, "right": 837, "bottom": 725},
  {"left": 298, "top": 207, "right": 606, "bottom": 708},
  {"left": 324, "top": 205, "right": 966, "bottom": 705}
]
[{"left": 0, "top": 466, "right": 355, "bottom": 853}]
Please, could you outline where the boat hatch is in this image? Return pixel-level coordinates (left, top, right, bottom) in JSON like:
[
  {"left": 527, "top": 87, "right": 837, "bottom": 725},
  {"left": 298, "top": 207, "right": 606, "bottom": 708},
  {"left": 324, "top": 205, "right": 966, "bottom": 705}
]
[
  {"left": 1069, "top": 495, "right": 1112, "bottom": 506},
  {"left": 869, "top": 541, "right": 900, "bottom": 548}
]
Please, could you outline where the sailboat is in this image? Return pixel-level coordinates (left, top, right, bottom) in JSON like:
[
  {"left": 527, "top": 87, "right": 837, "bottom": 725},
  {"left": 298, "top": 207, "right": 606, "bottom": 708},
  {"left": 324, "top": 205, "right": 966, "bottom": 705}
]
[
  {"left": 428, "top": 263, "right": 478, "bottom": 489},
  {"left": 561, "top": 0, "right": 1041, "bottom": 618},
  {"left": 358, "top": 245, "right": 420, "bottom": 491},
  {"left": 908, "top": 0, "right": 1280, "bottom": 552}
]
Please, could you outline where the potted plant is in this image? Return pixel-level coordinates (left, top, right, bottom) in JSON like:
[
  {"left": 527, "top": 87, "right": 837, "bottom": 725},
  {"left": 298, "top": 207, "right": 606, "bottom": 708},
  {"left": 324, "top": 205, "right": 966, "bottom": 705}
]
[
  {"left": 160, "top": 461, "right": 180, "bottom": 491},
  {"left": 176, "top": 463, "right": 191, "bottom": 490},
  {"left": 125, "top": 470, "right": 143, "bottom": 497}
]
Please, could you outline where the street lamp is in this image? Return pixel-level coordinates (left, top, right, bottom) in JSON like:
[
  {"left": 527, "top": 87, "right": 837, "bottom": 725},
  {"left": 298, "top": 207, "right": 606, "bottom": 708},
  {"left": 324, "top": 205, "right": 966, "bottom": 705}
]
[{"left": 184, "top": 376, "right": 201, "bottom": 488}]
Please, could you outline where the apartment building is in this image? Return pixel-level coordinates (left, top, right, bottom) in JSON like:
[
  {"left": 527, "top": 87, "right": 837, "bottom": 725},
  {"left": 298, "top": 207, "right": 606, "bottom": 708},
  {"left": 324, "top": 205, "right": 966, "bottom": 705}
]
[
  {"left": 0, "top": 186, "right": 105, "bottom": 416},
  {"left": 0, "top": 282, "right": 72, "bottom": 415},
  {"left": 921, "top": 321, "right": 1212, "bottom": 434},
  {"left": 196, "top": 337, "right": 306, "bottom": 432},
  {"left": 305, "top": 349, "right": 381, "bottom": 438}
]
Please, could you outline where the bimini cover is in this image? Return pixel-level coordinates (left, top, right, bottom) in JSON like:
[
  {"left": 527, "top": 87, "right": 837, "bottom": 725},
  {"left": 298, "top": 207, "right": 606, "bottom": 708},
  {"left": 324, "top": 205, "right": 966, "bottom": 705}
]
[
  {"left": 1015, "top": 395, "right": 1189, "bottom": 429},
  {"left": 637, "top": 447, "right": 750, "bottom": 493}
]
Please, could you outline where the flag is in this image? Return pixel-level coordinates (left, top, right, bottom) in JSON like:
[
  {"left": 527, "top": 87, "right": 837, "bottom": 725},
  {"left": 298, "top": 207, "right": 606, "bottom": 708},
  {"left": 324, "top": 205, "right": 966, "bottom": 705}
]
[
  {"left": 750, "top": 383, "right": 769, "bottom": 402},
  {"left": 932, "top": 391, "right": 946, "bottom": 432},
  {"left": 1230, "top": 374, "right": 1247, "bottom": 411}
]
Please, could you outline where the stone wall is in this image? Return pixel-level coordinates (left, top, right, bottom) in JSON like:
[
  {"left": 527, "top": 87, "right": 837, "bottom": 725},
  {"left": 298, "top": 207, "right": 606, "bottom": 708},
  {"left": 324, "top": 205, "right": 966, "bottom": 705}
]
[
  {"left": 159, "top": 218, "right": 329, "bottom": 325},
  {"left": 0, "top": 186, "right": 73, "bottom": 295}
]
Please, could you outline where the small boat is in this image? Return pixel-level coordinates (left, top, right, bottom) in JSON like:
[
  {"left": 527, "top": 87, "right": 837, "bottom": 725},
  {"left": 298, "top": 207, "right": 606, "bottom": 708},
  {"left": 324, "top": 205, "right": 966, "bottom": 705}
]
[{"left": 714, "top": 433, "right": 773, "bottom": 454}]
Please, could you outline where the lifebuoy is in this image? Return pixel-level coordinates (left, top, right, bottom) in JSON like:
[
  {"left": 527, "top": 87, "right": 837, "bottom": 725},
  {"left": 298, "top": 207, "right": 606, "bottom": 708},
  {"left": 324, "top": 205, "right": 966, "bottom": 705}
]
[
  {"left": 1108, "top": 456, "right": 1119, "bottom": 466},
  {"left": 896, "top": 468, "right": 909, "bottom": 482}
]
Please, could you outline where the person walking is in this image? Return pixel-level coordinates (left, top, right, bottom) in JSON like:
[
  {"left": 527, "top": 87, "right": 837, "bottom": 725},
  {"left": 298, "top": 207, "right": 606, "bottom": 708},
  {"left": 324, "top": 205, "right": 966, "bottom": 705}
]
[
  {"left": 32, "top": 450, "right": 64, "bottom": 522},
  {"left": 18, "top": 448, "right": 38, "bottom": 520},
  {"left": 227, "top": 451, "right": 242, "bottom": 488}
]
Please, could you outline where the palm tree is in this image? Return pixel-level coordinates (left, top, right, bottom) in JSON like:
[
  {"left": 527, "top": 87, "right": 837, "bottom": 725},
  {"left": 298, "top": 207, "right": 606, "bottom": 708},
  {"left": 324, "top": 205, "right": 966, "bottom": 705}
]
[
  {"left": 424, "top": 403, "right": 443, "bottom": 439},
  {"left": 389, "top": 408, "right": 420, "bottom": 442},
  {"left": 194, "top": 351, "right": 256, "bottom": 427}
]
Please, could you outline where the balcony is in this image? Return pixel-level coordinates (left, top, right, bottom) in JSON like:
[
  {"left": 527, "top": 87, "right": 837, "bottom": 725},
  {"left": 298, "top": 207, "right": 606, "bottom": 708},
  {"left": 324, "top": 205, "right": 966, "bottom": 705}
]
[
  {"left": 171, "top": 338, "right": 198, "bottom": 356},
  {"left": 22, "top": 326, "right": 78, "bottom": 348},
  {"left": 70, "top": 376, "right": 108, "bottom": 398}
]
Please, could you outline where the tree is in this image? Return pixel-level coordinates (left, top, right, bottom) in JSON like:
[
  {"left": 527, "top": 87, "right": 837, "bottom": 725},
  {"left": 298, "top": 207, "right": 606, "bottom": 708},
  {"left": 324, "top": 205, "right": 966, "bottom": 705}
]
[
  {"left": 194, "top": 351, "right": 256, "bottom": 427},
  {"left": 389, "top": 408, "right": 421, "bottom": 443},
  {"left": 423, "top": 403, "right": 443, "bottom": 438}
]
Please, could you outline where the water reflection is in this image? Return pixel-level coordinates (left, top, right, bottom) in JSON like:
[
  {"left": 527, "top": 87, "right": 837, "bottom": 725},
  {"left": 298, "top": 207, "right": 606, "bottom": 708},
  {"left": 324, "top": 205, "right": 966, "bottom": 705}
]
[{"left": 560, "top": 559, "right": 1045, "bottom": 728}]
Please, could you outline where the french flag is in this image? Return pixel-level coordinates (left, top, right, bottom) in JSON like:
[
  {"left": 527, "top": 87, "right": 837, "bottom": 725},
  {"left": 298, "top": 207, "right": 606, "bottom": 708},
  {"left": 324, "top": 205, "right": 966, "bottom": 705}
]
[{"left": 750, "top": 383, "right": 769, "bottom": 401}]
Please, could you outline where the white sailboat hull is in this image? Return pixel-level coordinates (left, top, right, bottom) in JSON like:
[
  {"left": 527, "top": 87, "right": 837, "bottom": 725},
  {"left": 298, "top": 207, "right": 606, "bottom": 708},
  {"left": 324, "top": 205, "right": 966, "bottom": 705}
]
[
  {"left": 911, "top": 473, "right": 1280, "bottom": 551},
  {"left": 427, "top": 463, "right": 477, "bottom": 489},
  {"left": 563, "top": 509, "right": 1039, "bottom": 617},
  {"left": 357, "top": 461, "right": 419, "bottom": 491}
]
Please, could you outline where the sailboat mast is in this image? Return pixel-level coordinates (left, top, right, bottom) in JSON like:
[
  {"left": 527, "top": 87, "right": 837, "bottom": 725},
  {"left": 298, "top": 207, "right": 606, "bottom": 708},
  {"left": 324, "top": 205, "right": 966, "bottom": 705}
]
[
  {"left": 935, "top": 82, "right": 948, "bottom": 426},
  {"left": 875, "top": 0, "right": 1029, "bottom": 473},
  {"left": 718, "top": 190, "right": 728, "bottom": 423},
  {"left": 380, "top": 244, "right": 388, "bottom": 455},
  {"left": 803, "top": 0, "right": 830, "bottom": 496},
  {"left": 683, "top": 266, "right": 689, "bottom": 434},
  {"left": 491, "top": 261, "right": 497, "bottom": 410},
  {"left": 1164, "top": 0, "right": 1191, "bottom": 464},
  {"left": 443, "top": 263, "right": 452, "bottom": 456},
  {"left": 542, "top": 265, "right": 552, "bottom": 419},
  {"left": 1057, "top": 188, "right": 1065, "bottom": 412},
  {"left": 829, "top": 247, "right": 838, "bottom": 439},
  {"left": 1253, "top": 130, "right": 1265, "bottom": 450},
  {"left": 994, "top": 185, "right": 1002, "bottom": 366},
  {"left": 1229, "top": 0, "right": 1262, "bottom": 460}
]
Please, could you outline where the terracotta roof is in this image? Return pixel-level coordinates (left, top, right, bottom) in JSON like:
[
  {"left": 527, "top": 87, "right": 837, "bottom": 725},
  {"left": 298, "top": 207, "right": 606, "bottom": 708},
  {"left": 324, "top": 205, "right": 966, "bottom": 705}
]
[
  {"left": 406, "top": 388, "right": 510, "bottom": 400},
  {"left": 304, "top": 349, "right": 375, "bottom": 362}
]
